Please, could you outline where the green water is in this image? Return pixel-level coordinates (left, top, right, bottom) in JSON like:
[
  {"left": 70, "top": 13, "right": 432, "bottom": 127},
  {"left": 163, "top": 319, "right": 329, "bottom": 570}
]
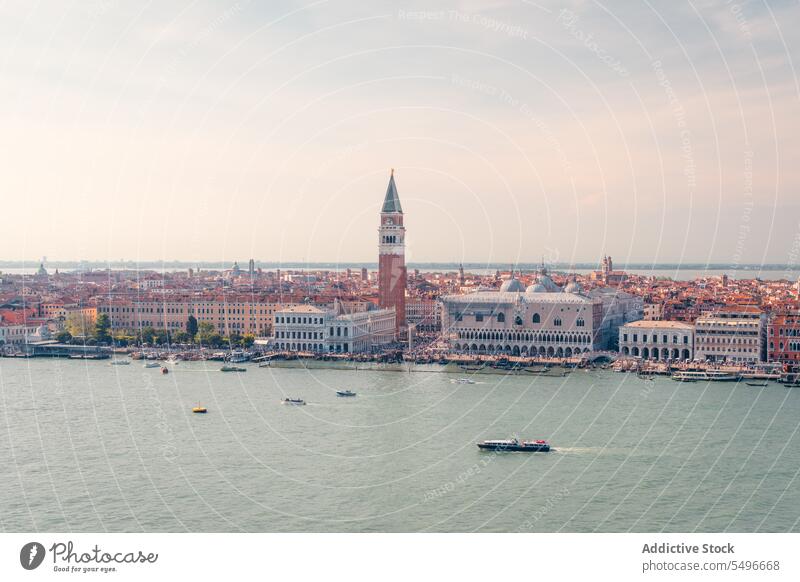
[{"left": 1, "top": 358, "right": 798, "bottom": 532}]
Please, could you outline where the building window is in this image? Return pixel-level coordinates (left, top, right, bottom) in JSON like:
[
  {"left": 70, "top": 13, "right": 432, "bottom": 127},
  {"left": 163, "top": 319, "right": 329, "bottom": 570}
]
[
  {"left": 475, "top": 313, "right": 483, "bottom": 322},
  {"left": 532, "top": 313, "right": 541, "bottom": 323},
  {"left": 576, "top": 318, "right": 584, "bottom": 327},
  {"left": 497, "top": 313, "right": 505, "bottom": 323},
  {"left": 554, "top": 318, "right": 561, "bottom": 327},
  {"left": 515, "top": 315, "right": 523, "bottom": 326}
]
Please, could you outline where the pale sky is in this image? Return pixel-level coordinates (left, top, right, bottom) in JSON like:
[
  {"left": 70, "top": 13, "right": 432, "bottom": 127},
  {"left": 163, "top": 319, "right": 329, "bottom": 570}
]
[{"left": 1, "top": 0, "right": 799, "bottom": 266}]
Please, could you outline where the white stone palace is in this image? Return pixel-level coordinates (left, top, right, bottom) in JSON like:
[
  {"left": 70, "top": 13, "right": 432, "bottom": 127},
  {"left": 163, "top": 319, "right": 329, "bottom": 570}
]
[{"left": 441, "top": 269, "right": 605, "bottom": 358}]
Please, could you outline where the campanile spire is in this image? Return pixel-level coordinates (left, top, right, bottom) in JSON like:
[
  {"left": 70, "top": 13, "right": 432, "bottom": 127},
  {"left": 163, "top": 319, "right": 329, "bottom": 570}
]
[{"left": 378, "top": 169, "right": 407, "bottom": 334}]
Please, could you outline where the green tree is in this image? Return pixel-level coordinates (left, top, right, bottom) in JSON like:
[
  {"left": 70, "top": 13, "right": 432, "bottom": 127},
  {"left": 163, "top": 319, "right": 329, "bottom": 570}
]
[
  {"left": 241, "top": 334, "right": 255, "bottom": 348},
  {"left": 196, "top": 322, "right": 216, "bottom": 345},
  {"left": 55, "top": 330, "right": 72, "bottom": 343},
  {"left": 93, "top": 313, "right": 112, "bottom": 344},
  {"left": 173, "top": 331, "right": 190, "bottom": 344},
  {"left": 187, "top": 315, "right": 198, "bottom": 337},
  {"left": 139, "top": 327, "right": 158, "bottom": 346}
]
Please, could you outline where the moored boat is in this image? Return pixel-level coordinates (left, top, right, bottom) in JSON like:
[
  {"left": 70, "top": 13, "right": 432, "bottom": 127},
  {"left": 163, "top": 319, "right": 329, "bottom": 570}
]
[
  {"left": 220, "top": 365, "right": 247, "bottom": 372},
  {"left": 477, "top": 438, "right": 551, "bottom": 452},
  {"left": 671, "top": 370, "right": 740, "bottom": 382}
]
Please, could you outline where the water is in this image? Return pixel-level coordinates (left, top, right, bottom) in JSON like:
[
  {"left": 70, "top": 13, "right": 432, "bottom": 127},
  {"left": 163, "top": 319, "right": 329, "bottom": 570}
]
[{"left": 1, "top": 359, "right": 799, "bottom": 532}]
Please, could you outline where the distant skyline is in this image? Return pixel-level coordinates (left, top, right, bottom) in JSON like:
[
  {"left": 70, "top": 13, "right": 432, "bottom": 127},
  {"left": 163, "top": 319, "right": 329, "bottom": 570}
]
[{"left": 2, "top": 1, "right": 799, "bottom": 264}]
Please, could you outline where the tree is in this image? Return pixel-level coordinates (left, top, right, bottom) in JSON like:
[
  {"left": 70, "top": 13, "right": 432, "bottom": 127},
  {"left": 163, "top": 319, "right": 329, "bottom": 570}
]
[
  {"left": 196, "top": 322, "right": 216, "bottom": 345},
  {"left": 187, "top": 315, "right": 198, "bottom": 337},
  {"left": 93, "top": 313, "right": 112, "bottom": 344},
  {"left": 65, "top": 311, "right": 92, "bottom": 338},
  {"left": 138, "top": 327, "right": 158, "bottom": 346},
  {"left": 55, "top": 330, "right": 72, "bottom": 343},
  {"left": 241, "top": 334, "right": 255, "bottom": 348},
  {"left": 173, "top": 331, "right": 190, "bottom": 344}
]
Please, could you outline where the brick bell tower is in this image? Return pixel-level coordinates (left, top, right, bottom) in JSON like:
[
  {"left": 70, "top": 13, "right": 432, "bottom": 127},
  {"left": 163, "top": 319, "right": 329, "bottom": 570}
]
[{"left": 378, "top": 168, "right": 407, "bottom": 335}]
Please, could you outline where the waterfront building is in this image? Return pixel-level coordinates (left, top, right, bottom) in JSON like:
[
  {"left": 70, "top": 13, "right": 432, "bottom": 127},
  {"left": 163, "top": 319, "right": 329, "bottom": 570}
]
[
  {"left": 0, "top": 321, "right": 41, "bottom": 345},
  {"left": 589, "top": 287, "right": 643, "bottom": 349},
  {"left": 618, "top": 320, "right": 694, "bottom": 361},
  {"left": 406, "top": 299, "right": 441, "bottom": 332},
  {"left": 440, "top": 271, "right": 602, "bottom": 357},
  {"left": 378, "top": 169, "right": 406, "bottom": 335},
  {"left": 694, "top": 305, "right": 765, "bottom": 364},
  {"left": 271, "top": 302, "right": 395, "bottom": 353},
  {"left": 767, "top": 310, "right": 800, "bottom": 366},
  {"left": 98, "top": 299, "right": 289, "bottom": 337}
]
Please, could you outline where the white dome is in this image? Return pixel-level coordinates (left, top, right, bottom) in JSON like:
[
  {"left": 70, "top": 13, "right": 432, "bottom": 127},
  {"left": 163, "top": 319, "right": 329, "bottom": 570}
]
[
  {"left": 564, "top": 279, "right": 582, "bottom": 294},
  {"left": 526, "top": 283, "right": 547, "bottom": 293},
  {"left": 499, "top": 278, "right": 525, "bottom": 292}
]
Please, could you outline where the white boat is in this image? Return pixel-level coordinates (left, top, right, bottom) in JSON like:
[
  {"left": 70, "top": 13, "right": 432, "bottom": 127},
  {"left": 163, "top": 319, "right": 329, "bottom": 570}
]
[
  {"left": 227, "top": 350, "right": 249, "bottom": 363},
  {"left": 671, "top": 370, "right": 740, "bottom": 382},
  {"left": 450, "top": 378, "right": 476, "bottom": 384},
  {"left": 143, "top": 361, "right": 160, "bottom": 368},
  {"left": 110, "top": 360, "right": 131, "bottom": 366}
]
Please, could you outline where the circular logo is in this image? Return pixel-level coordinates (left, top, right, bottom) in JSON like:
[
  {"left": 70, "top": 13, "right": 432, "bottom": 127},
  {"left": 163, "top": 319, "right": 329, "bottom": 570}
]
[{"left": 20, "top": 542, "right": 45, "bottom": 570}]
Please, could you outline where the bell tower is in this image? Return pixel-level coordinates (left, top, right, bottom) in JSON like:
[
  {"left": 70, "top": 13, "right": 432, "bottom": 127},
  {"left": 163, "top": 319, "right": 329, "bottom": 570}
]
[{"left": 378, "top": 168, "right": 406, "bottom": 334}]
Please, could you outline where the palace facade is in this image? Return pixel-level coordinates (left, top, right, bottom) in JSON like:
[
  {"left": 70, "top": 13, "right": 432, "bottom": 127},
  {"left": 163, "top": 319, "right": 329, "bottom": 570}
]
[{"left": 441, "top": 270, "right": 604, "bottom": 358}]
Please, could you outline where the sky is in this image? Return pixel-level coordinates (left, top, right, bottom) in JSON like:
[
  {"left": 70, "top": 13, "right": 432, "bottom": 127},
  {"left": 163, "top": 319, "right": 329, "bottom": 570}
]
[{"left": 1, "top": 0, "right": 799, "bottom": 267}]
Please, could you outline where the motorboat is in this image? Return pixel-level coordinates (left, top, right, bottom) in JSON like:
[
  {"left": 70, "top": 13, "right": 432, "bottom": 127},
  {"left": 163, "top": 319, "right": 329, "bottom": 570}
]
[
  {"left": 161, "top": 366, "right": 169, "bottom": 375},
  {"left": 192, "top": 403, "right": 207, "bottom": 414},
  {"left": 450, "top": 378, "right": 476, "bottom": 384},
  {"left": 227, "top": 350, "right": 250, "bottom": 363},
  {"left": 671, "top": 370, "right": 740, "bottom": 382},
  {"left": 282, "top": 398, "right": 306, "bottom": 405},
  {"left": 477, "top": 438, "right": 551, "bottom": 452},
  {"left": 144, "top": 361, "right": 161, "bottom": 368},
  {"left": 745, "top": 381, "right": 768, "bottom": 387},
  {"left": 336, "top": 390, "right": 356, "bottom": 397},
  {"left": 110, "top": 360, "right": 130, "bottom": 366},
  {"left": 220, "top": 365, "right": 246, "bottom": 372}
]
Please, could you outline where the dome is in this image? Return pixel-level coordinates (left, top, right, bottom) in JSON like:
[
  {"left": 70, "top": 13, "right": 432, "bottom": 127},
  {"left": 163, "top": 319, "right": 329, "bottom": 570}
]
[
  {"left": 564, "top": 279, "right": 582, "bottom": 294},
  {"left": 526, "top": 283, "right": 547, "bottom": 293},
  {"left": 499, "top": 277, "right": 525, "bottom": 292}
]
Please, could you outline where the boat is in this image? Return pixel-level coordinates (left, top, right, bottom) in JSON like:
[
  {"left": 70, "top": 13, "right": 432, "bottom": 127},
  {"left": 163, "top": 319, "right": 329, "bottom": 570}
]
[
  {"left": 227, "top": 350, "right": 249, "bottom": 363},
  {"left": 161, "top": 366, "right": 169, "bottom": 374},
  {"left": 477, "top": 438, "right": 551, "bottom": 452},
  {"left": 336, "top": 390, "right": 356, "bottom": 397},
  {"left": 671, "top": 370, "right": 740, "bottom": 382},
  {"left": 671, "top": 372, "right": 698, "bottom": 382},
  {"left": 282, "top": 398, "right": 306, "bottom": 405},
  {"left": 192, "top": 403, "right": 207, "bottom": 414},
  {"left": 144, "top": 361, "right": 160, "bottom": 368},
  {"left": 220, "top": 365, "right": 247, "bottom": 372},
  {"left": 450, "top": 378, "right": 476, "bottom": 384},
  {"left": 110, "top": 360, "right": 130, "bottom": 366},
  {"left": 745, "top": 381, "right": 768, "bottom": 387}
]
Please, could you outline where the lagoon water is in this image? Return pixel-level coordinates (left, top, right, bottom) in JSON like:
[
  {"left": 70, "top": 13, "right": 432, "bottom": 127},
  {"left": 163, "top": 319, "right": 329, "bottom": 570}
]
[{"left": 1, "top": 358, "right": 799, "bottom": 532}]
